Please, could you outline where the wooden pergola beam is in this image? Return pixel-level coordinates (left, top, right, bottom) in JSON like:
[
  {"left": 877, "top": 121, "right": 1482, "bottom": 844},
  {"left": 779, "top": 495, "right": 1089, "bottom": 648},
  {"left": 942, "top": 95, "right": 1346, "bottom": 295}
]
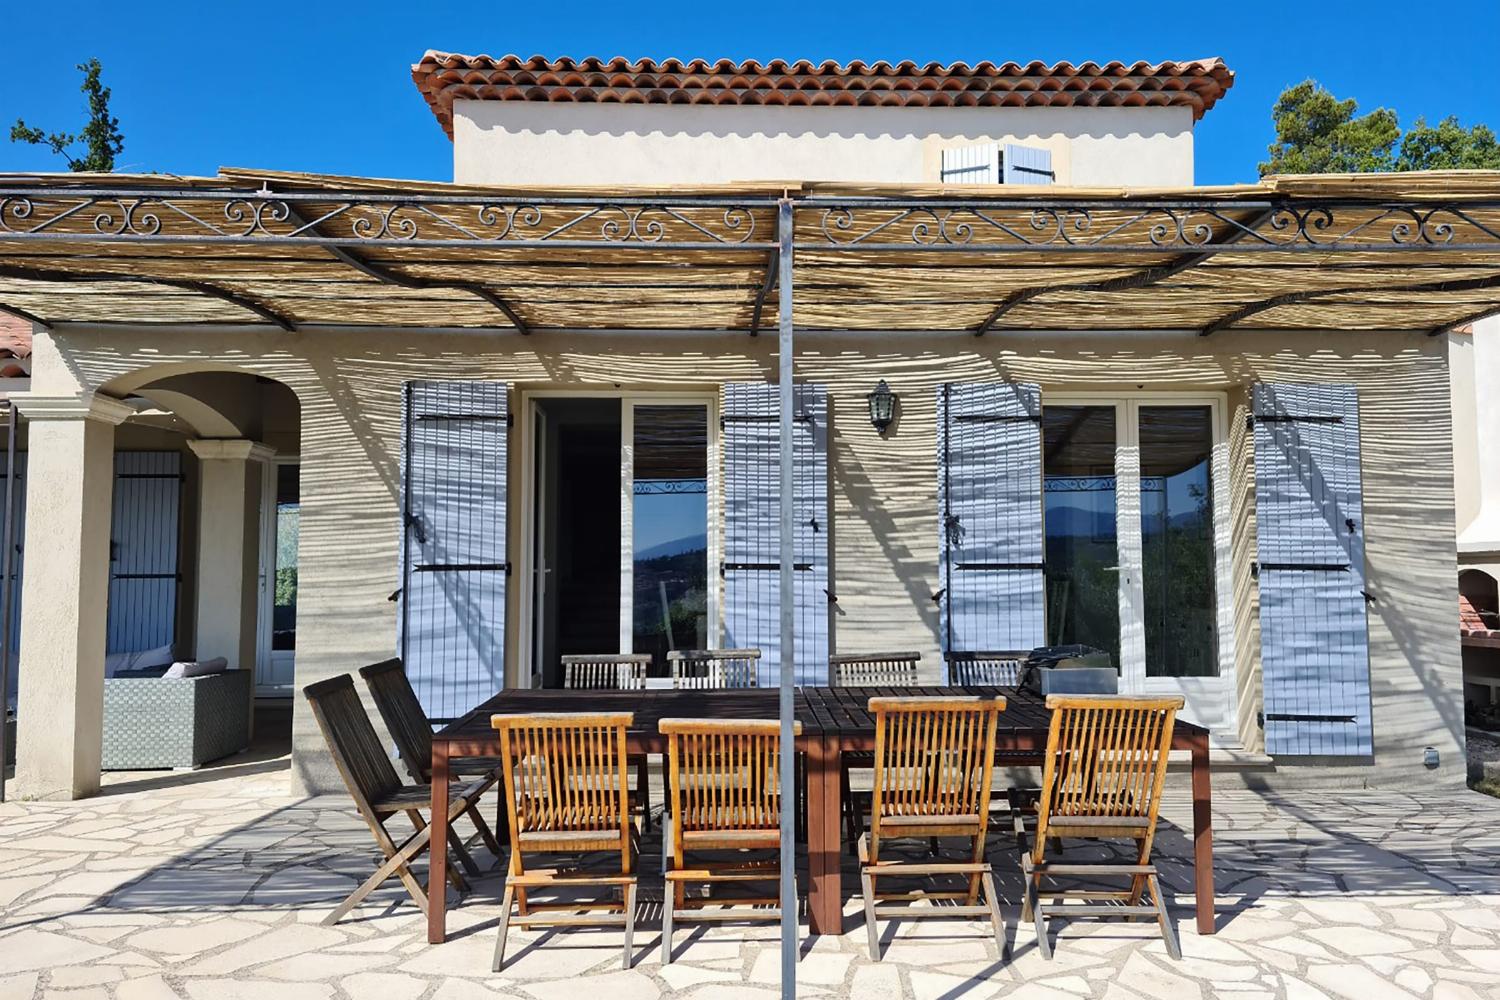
[
  {"left": 0, "top": 263, "right": 295, "bottom": 331},
  {"left": 1200, "top": 272, "right": 1500, "bottom": 337}
]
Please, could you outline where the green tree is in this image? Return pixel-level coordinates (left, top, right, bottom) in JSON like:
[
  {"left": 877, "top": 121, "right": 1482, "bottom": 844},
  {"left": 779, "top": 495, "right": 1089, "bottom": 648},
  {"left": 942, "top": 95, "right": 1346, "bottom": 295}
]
[
  {"left": 1395, "top": 116, "right": 1500, "bottom": 170},
  {"left": 10, "top": 59, "right": 125, "bottom": 172},
  {"left": 1260, "top": 80, "right": 1399, "bottom": 176},
  {"left": 1261, "top": 80, "right": 1500, "bottom": 176}
]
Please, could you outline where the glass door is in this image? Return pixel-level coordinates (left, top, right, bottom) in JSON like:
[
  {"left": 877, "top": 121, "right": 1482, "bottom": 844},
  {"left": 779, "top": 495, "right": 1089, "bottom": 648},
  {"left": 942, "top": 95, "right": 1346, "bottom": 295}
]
[
  {"left": 1124, "top": 400, "right": 1234, "bottom": 735},
  {"left": 622, "top": 401, "right": 713, "bottom": 670},
  {"left": 1042, "top": 406, "right": 1122, "bottom": 664},
  {"left": 1044, "top": 396, "right": 1236, "bottom": 740}
]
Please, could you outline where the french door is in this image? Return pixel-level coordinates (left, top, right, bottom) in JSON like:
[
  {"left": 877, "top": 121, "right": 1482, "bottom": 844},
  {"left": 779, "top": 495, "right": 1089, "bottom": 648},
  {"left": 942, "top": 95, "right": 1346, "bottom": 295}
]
[
  {"left": 519, "top": 392, "right": 719, "bottom": 686},
  {"left": 1043, "top": 395, "right": 1237, "bottom": 740}
]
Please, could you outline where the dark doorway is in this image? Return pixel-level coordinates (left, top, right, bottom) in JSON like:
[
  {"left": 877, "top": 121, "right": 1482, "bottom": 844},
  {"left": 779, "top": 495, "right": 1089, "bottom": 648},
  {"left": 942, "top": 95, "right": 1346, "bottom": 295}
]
[{"left": 533, "top": 399, "right": 621, "bottom": 687}]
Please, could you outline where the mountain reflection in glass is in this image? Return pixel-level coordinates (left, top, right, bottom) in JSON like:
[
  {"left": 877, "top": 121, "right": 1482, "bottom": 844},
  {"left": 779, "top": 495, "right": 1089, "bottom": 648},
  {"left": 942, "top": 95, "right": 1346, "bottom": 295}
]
[
  {"left": 632, "top": 405, "right": 709, "bottom": 668},
  {"left": 1042, "top": 406, "right": 1120, "bottom": 666},
  {"left": 1139, "top": 406, "right": 1218, "bottom": 677}
]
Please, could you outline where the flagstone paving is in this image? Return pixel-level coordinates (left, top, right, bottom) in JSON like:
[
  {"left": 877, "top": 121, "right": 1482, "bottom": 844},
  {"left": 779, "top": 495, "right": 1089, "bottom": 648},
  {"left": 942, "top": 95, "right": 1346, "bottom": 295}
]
[{"left": 2, "top": 761, "right": 1499, "bottom": 1000}]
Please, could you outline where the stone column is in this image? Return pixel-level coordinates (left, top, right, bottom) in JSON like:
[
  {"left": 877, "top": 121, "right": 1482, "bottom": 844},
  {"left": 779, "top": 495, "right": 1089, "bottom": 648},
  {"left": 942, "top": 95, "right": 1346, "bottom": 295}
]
[
  {"left": 13, "top": 393, "right": 132, "bottom": 800},
  {"left": 187, "top": 440, "right": 274, "bottom": 674}
]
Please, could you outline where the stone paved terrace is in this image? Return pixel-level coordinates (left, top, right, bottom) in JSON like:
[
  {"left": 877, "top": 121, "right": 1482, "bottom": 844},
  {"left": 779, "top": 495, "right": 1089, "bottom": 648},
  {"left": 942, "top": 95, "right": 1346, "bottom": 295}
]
[{"left": 2, "top": 755, "right": 1500, "bottom": 1000}]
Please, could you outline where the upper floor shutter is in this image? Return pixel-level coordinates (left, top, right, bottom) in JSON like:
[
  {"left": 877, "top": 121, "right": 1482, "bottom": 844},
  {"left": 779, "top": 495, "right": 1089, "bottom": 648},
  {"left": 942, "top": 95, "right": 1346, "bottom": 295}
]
[
  {"left": 940, "top": 144, "right": 1000, "bottom": 184},
  {"left": 938, "top": 383, "right": 1046, "bottom": 675},
  {"left": 1251, "top": 383, "right": 1373, "bottom": 756},
  {"left": 107, "top": 451, "right": 181, "bottom": 654},
  {"left": 400, "top": 381, "right": 508, "bottom": 721},
  {"left": 722, "top": 383, "right": 829, "bottom": 686},
  {"left": 1003, "top": 144, "right": 1055, "bottom": 185}
]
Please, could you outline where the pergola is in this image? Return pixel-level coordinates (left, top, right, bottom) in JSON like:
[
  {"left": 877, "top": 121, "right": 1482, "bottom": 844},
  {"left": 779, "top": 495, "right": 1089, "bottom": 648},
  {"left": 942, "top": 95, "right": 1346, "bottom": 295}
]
[
  {"left": 3, "top": 167, "right": 1500, "bottom": 970},
  {"left": 2, "top": 168, "right": 1500, "bottom": 336}
]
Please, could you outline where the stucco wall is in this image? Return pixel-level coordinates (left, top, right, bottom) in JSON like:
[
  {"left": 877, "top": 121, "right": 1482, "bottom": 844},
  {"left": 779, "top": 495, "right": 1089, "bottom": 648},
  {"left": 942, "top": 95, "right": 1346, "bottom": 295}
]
[
  {"left": 452, "top": 103, "right": 1197, "bottom": 187},
  {"left": 27, "top": 324, "right": 1463, "bottom": 793}
]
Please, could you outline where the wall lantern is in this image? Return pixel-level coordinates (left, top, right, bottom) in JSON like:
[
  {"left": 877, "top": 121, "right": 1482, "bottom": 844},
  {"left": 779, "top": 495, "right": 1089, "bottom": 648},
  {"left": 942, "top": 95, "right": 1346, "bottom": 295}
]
[{"left": 867, "top": 380, "right": 898, "bottom": 436}]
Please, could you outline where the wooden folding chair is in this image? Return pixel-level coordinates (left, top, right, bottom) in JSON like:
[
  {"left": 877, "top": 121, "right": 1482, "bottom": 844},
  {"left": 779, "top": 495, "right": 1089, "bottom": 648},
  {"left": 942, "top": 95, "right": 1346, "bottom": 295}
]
[
  {"left": 303, "top": 675, "right": 489, "bottom": 925},
  {"left": 562, "top": 653, "right": 650, "bottom": 690},
  {"left": 657, "top": 718, "right": 799, "bottom": 963},
  {"left": 1019, "top": 695, "right": 1183, "bottom": 961},
  {"left": 560, "top": 654, "right": 653, "bottom": 831},
  {"left": 667, "top": 648, "right": 761, "bottom": 689},
  {"left": 359, "top": 658, "right": 503, "bottom": 871},
  {"left": 830, "top": 650, "right": 922, "bottom": 687},
  {"left": 944, "top": 650, "right": 1026, "bottom": 687},
  {"left": 858, "top": 695, "right": 1008, "bottom": 961},
  {"left": 490, "top": 711, "right": 640, "bottom": 972},
  {"left": 831, "top": 651, "right": 922, "bottom": 847}
]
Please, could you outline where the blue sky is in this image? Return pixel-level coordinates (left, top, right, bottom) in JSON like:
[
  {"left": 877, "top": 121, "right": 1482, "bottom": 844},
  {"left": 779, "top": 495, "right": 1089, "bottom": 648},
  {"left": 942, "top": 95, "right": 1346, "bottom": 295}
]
[{"left": 2, "top": 0, "right": 1496, "bottom": 185}]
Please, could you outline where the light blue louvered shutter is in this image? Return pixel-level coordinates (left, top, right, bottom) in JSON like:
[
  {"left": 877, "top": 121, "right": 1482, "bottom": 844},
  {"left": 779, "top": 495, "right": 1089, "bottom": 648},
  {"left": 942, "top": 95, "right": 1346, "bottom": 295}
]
[
  {"left": 940, "top": 144, "right": 1000, "bottom": 184},
  {"left": 400, "top": 381, "right": 508, "bottom": 721},
  {"left": 1, "top": 450, "right": 23, "bottom": 708},
  {"left": 106, "top": 452, "right": 181, "bottom": 654},
  {"left": 722, "top": 383, "right": 829, "bottom": 686},
  {"left": 1252, "top": 383, "right": 1372, "bottom": 757},
  {"left": 938, "top": 383, "right": 1046, "bottom": 677},
  {"left": 1002, "top": 144, "right": 1055, "bottom": 185}
]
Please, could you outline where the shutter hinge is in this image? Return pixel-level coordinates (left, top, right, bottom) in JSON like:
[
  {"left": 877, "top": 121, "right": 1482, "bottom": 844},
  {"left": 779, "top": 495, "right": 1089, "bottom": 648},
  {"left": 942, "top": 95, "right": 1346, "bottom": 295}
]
[
  {"left": 931, "top": 588, "right": 946, "bottom": 604},
  {"left": 1251, "top": 561, "right": 1258, "bottom": 579},
  {"left": 1362, "top": 590, "right": 1377, "bottom": 605},
  {"left": 404, "top": 512, "right": 427, "bottom": 544},
  {"left": 507, "top": 412, "right": 514, "bottom": 428},
  {"left": 1245, "top": 414, "right": 1255, "bottom": 432},
  {"left": 388, "top": 588, "right": 401, "bottom": 603},
  {"left": 1256, "top": 710, "right": 1264, "bottom": 729},
  {"left": 943, "top": 514, "right": 963, "bottom": 547},
  {"left": 824, "top": 588, "right": 838, "bottom": 604}
]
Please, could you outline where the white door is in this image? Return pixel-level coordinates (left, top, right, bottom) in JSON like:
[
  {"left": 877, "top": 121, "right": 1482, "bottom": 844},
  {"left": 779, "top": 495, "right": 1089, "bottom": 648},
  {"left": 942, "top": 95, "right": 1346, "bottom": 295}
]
[
  {"left": 1043, "top": 396, "right": 1237, "bottom": 741},
  {"left": 254, "top": 460, "right": 298, "bottom": 695}
]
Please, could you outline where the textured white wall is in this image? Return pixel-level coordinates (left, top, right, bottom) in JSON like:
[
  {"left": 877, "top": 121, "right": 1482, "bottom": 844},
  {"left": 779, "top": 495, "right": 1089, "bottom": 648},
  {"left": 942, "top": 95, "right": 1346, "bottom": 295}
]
[
  {"left": 32, "top": 322, "right": 1463, "bottom": 794},
  {"left": 452, "top": 102, "right": 1197, "bottom": 187}
]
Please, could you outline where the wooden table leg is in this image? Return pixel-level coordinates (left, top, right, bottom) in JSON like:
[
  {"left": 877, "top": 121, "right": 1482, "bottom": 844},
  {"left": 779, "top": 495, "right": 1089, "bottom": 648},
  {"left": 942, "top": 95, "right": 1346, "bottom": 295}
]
[
  {"left": 428, "top": 740, "right": 450, "bottom": 944},
  {"left": 1190, "top": 730, "right": 1215, "bottom": 935},
  {"left": 805, "top": 735, "right": 842, "bottom": 936}
]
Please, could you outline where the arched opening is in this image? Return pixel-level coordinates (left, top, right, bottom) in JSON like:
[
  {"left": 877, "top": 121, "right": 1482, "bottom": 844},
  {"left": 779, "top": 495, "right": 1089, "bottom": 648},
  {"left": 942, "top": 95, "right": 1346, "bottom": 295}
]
[{"left": 7, "top": 367, "right": 302, "bottom": 783}]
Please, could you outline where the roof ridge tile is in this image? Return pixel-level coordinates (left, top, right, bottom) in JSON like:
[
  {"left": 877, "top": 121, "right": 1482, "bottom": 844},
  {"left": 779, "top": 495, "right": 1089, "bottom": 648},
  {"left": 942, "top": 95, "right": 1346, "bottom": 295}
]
[{"left": 411, "top": 51, "right": 1235, "bottom": 138}]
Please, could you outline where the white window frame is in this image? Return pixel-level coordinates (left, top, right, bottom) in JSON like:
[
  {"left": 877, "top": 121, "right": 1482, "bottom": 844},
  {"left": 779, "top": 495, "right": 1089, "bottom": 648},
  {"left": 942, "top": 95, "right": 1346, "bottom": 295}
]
[
  {"left": 515, "top": 388, "right": 721, "bottom": 688},
  {"left": 1043, "top": 391, "right": 1238, "bottom": 742}
]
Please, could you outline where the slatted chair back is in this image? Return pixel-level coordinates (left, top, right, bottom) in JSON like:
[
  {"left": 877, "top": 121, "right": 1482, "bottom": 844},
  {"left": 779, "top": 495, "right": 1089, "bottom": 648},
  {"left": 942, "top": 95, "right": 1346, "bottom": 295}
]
[
  {"left": 1034, "top": 695, "right": 1182, "bottom": 858},
  {"left": 944, "top": 650, "right": 1025, "bottom": 686},
  {"left": 491, "top": 712, "right": 635, "bottom": 863},
  {"left": 660, "top": 718, "right": 798, "bottom": 850},
  {"left": 831, "top": 651, "right": 922, "bottom": 687},
  {"left": 358, "top": 658, "right": 434, "bottom": 782},
  {"left": 667, "top": 649, "right": 761, "bottom": 689},
  {"left": 304, "top": 674, "right": 405, "bottom": 815},
  {"left": 867, "top": 695, "right": 1004, "bottom": 854},
  {"left": 561, "top": 654, "right": 651, "bottom": 690}
]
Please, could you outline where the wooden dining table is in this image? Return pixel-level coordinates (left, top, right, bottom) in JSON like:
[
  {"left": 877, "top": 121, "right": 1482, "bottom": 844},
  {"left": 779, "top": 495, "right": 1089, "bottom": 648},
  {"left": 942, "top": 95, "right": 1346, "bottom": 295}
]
[{"left": 425, "top": 685, "right": 1215, "bottom": 944}]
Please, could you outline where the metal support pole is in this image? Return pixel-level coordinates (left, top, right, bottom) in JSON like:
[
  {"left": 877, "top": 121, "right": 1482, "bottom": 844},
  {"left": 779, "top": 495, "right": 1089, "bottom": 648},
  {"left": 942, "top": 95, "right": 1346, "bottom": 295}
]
[
  {"left": 775, "top": 197, "right": 797, "bottom": 999},
  {"left": 0, "top": 401, "right": 16, "bottom": 802}
]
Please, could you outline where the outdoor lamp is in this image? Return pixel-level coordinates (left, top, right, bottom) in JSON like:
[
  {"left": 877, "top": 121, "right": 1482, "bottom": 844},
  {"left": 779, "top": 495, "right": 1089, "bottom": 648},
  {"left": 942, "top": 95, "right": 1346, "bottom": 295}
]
[{"left": 867, "top": 379, "right": 898, "bottom": 435}]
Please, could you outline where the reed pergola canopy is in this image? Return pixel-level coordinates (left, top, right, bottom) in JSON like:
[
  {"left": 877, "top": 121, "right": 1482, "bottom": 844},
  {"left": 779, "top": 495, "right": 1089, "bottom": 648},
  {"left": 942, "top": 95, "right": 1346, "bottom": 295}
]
[{"left": 1, "top": 167, "right": 1499, "bottom": 336}]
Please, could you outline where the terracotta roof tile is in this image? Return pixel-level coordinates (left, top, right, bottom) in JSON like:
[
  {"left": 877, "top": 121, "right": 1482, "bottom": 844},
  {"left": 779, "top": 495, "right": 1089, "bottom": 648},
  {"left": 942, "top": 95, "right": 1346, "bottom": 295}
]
[{"left": 411, "top": 52, "right": 1235, "bottom": 138}]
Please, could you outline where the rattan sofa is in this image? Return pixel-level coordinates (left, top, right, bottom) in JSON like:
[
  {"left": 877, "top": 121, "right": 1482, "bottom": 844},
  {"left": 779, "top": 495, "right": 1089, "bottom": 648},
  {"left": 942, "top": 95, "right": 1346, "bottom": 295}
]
[{"left": 101, "top": 669, "right": 252, "bottom": 770}]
